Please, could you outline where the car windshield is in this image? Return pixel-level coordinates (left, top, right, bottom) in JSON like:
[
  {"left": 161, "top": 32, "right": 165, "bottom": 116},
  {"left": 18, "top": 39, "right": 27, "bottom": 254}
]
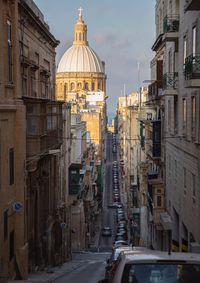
[{"left": 122, "top": 263, "right": 200, "bottom": 283}]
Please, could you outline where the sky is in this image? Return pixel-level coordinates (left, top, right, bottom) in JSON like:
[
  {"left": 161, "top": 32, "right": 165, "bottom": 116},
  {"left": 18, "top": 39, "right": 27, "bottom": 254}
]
[{"left": 34, "top": 0, "right": 155, "bottom": 115}]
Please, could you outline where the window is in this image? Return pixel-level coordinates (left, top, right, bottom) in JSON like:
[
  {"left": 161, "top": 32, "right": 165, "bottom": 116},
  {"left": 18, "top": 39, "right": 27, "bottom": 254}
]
[
  {"left": 77, "top": 82, "right": 82, "bottom": 90},
  {"left": 30, "top": 70, "right": 36, "bottom": 97},
  {"left": 70, "top": 82, "right": 75, "bottom": 91},
  {"left": 7, "top": 20, "right": 13, "bottom": 82},
  {"left": 85, "top": 82, "right": 89, "bottom": 90},
  {"left": 174, "top": 97, "right": 178, "bottom": 134},
  {"left": 157, "top": 196, "right": 162, "bottom": 207},
  {"left": 98, "top": 82, "right": 101, "bottom": 90},
  {"left": 183, "top": 36, "right": 187, "bottom": 65},
  {"left": 192, "top": 26, "right": 197, "bottom": 56},
  {"left": 192, "top": 173, "right": 196, "bottom": 197},
  {"left": 183, "top": 167, "right": 186, "bottom": 189},
  {"left": 9, "top": 231, "right": 14, "bottom": 261},
  {"left": 183, "top": 98, "right": 186, "bottom": 134},
  {"left": 27, "top": 117, "right": 38, "bottom": 135},
  {"left": 91, "top": 82, "right": 95, "bottom": 91},
  {"left": 9, "top": 148, "right": 14, "bottom": 185},
  {"left": 191, "top": 96, "right": 196, "bottom": 135},
  {"left": 22, "top": 67, "right": 28, "bottom": 96},
  {"left": 64, "top": 83, "right": 68, "bottom": 97},
  {"left": 168, "top": 100, "right": 171, "bottom": 131},
  {"left": 168, "top": 50, "right": 172, "bottom": 73},
  {"left": 4, "top": 210, "right": 8, "bottom": 240}
]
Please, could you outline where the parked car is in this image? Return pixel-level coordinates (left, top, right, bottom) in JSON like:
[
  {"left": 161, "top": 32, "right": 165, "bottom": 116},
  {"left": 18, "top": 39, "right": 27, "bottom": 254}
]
[
  {"left": 108, "top": 203, "right": 123, "bottom": 209},
  {"left": 102, "top": 226, "right": 112, "bottom": 237},
  {"left": 105, "top": 246, "right": 132, "bottom": 281},
  {"left": 113, "top": 240, "right": 129, "bottom": 248},
  {"left": 99, "top": 249, "right": 200, "bottom": 283}
]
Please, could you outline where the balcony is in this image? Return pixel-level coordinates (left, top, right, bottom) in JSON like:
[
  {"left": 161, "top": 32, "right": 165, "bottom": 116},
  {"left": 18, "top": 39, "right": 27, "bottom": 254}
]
[
  {"left": 147, "top": 121, "right": 161, "bottom": 160},
  {"left": 147, "top": 81, "right": 162, "bottom": 100},
  {"left": 162, "top": 72, "right": 178, "bottom": 95},
  {"left": 26, "top": 101, "right": 63, "bottom": 157},
  {"left": 148, "top": 176, "right": 165, "bottom": 228},
  {"left": 152, "top": 33, "right": 163, "bottom": 52},
  {"left": 163, "top": 15, "right": 179, "bottom": 45},
  {"left": 27, "top": 130, "right": 62, "bottom": 157},
  {"left": 69, "top": 163, "right": 82, "bottom": 195},
  {"left": 185, "top": 0, "right": 200, "bottom": 11},
  {"left": 185, "top": 54, "right": 200, "bottom": 88}
]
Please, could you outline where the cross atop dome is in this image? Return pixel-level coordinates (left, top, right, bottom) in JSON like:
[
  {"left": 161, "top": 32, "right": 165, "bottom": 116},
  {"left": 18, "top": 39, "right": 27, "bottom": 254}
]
[{"left": 78, "top": 7, "right": 83, "bottom": 17}]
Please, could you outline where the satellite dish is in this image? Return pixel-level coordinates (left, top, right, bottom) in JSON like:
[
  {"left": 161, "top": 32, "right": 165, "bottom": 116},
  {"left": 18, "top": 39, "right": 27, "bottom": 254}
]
[{"left": 13, "top": 202, "right": 23, "bottom": 212}]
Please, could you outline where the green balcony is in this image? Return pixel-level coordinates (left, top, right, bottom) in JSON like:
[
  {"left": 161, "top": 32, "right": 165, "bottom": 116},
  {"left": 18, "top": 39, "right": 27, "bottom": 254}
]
[
  {"left": 163, "top": 15, "right": 179, "bottom": 33},
  {"left": 162, "top": 72, "right": 178, "bottom": 95},
  {"left": 163, "top": 15, "right": 179, "bottom": 44},
  {"left": 185, "top": 54, "right": 200, "bottom": 88},
  {"left": 185, "top": 0, "right": 200, "bottom": 11}
]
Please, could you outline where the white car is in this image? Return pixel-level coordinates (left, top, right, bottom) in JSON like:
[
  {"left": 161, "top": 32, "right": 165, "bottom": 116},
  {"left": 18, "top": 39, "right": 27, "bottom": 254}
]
[
  {"left": 99, "top": 249, "right": 200, "bottom": 283},
  {"left": 102, "top": 226, "right": 112, "bottom": 237}
]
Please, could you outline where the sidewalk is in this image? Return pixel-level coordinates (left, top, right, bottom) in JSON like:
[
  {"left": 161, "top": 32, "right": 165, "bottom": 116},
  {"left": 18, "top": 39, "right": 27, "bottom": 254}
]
[
  {"left": 9, "top": 216, "right": 102, "bottom": 283},
  {"left": 9, "top": 259, "right": 86, "bottom": 283}
]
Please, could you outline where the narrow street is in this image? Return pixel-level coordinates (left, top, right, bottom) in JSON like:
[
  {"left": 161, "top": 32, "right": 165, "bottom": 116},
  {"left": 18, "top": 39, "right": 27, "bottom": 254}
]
[
  {"left": 99, "top": 132, "right": 117, "bottom": 252},
  {"left": 54, "top": 132, "right": 119, "bottom": 282}
]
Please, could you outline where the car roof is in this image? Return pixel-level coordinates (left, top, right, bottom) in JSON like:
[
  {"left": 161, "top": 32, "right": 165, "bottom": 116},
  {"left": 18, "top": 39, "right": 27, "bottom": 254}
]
[
  {"left": 123, "top": 250, "right": 200, "bottom": 263},
  {"left": 114, "top": 246, "right": 132, "bottom": 251}
]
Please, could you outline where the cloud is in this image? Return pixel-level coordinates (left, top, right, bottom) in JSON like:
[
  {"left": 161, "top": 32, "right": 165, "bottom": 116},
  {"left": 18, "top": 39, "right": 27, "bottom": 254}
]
[{"left": 93, "top": 31, "right": 133, "bottom": 50}]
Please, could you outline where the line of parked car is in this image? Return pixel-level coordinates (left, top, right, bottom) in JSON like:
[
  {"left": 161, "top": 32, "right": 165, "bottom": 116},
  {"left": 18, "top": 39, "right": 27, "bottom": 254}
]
[
  {"left": 112, "top": 160, "right": 129, "bottom": 248},
  {"left": 112, "top": 133, "right": 117, "bottom": 153}
]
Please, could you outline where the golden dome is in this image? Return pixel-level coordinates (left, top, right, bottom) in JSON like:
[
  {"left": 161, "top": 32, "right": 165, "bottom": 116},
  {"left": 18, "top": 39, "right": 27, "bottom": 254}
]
[{"left": 57, "top": 8, "right": 104, "bottom": 74}]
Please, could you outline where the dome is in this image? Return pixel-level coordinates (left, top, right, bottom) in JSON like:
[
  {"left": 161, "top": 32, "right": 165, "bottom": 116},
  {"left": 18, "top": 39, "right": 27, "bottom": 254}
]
[
  {"left": 57, "top": 8, "right": 104, "bottom": 74},
  {"left": 57, "top": 45, "right": 104, "bottom": 73}
]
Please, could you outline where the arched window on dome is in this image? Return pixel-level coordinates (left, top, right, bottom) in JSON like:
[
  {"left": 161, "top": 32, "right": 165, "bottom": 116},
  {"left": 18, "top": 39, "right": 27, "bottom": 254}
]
[
  {"left": 84, "top": 82, "right": 89, "bottom": 91},
  {"left": 64, "top": 83, "right": 68, "bottom": 97},
  {"left": 77, "top": 82, "right": 82, "bottom": 90},
  {"left": 98, "top": 82, "right": 102, "bottom": 90},
  {"left": 70, "top": 82, "right": 75, "bottom": 91},
  {"left": 91, "top": 82, "right": 95, "bottom": 91}
]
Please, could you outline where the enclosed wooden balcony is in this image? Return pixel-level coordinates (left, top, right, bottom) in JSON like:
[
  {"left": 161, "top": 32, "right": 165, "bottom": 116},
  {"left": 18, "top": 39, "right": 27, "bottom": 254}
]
[
  {"left": 162, "top": 72, "right": 178, "bottom": 95},
  {"left": 185, "top": 0, "right": 200, "bottom": 11},
  {"left": 26, "top": 101, "right": 63, "bottom": 158},
  {"left": 184, "top": 54, "right": 200, "bottom": 88},
  {"left": 148, "top": 176, "right": 164, "bottom": 228},
  {"left": 146, "top": 120, "right": 161, "bottom": 160}
]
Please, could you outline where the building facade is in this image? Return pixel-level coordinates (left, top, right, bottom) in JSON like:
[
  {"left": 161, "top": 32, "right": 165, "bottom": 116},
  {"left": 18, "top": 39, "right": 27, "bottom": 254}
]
[
  {"left": 165, "top": 0, "right": 200, "bottom": 252},
  {"left": 142, "top": 0, "right": 200, "bottom": 251},
  {"left": 0, "top": 0, "right": 72, "bottom": 279},
  {"left": 18, "top": 0, "right": 71, "bottom": 270},
  {"left": 0, "top": 0, "right": 27, "bottom": 280}
]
